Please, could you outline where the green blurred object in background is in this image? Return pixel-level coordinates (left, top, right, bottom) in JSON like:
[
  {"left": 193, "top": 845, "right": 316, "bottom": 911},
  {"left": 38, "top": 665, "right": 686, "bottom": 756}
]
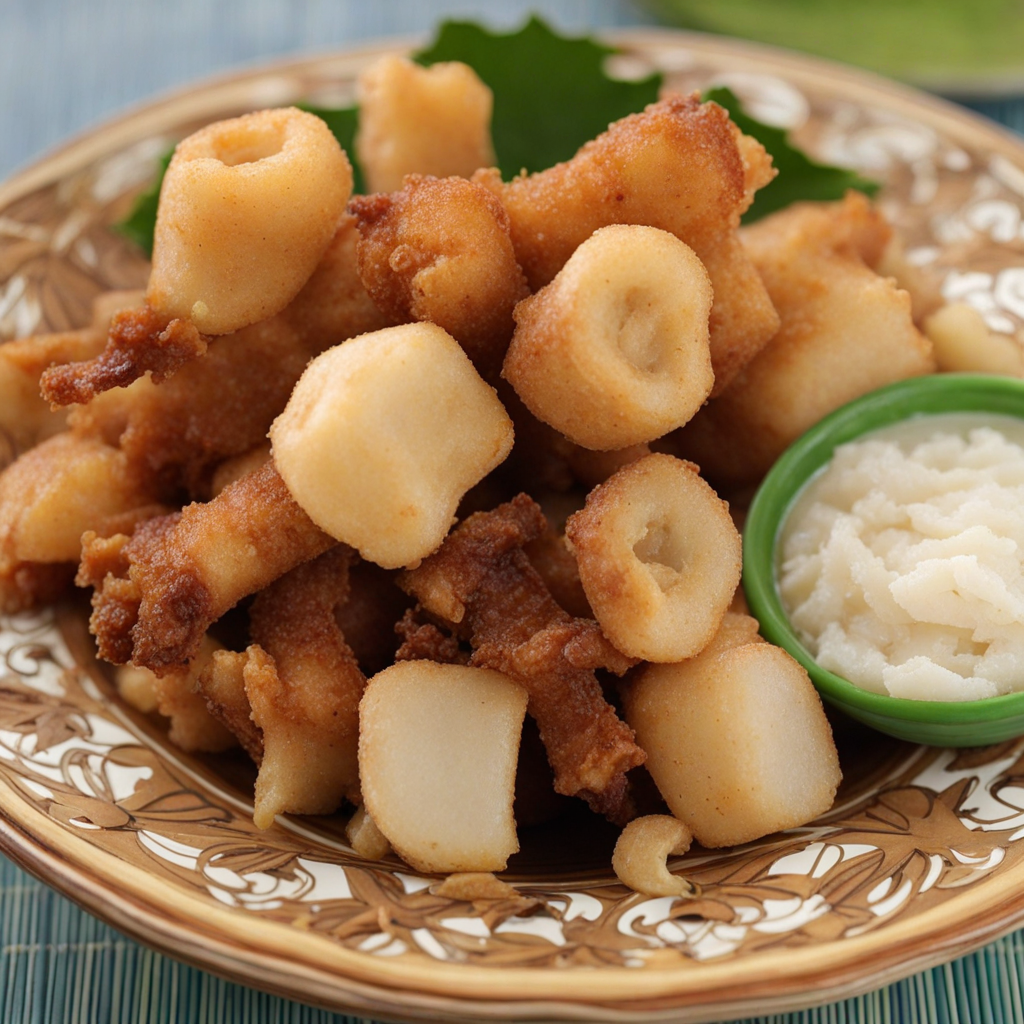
[{"left": 641, "top": 0, "right": 1024, "bottom": 95}]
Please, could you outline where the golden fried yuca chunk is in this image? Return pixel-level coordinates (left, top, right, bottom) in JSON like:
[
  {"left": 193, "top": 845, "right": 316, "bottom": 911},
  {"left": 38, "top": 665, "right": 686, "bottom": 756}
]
[
  {"left": 675, "top": 193, "right": 935, "bottom": 488},
  {"left": 626, "top": 642, "right": 841, "bottom": 848},
  {"left": 565, "top": 454, "right": 741, "bottom": 662},
  {"left": 271, "top": 323, "right": 514, "bottom": 568},
  {"left": 356, "top": 55, "right": 495, "bottom": 193},
  {"left": 359, "top": 661, "right": 528, "bottom": 873},
  {"left": 0, "top": 433, "right": 153, "bottom": 565},
  {"left": 503, "top": 225, "right": 713, "bottom": 449},
  {"left": 148, "top": 107, "right": 352, "bottom": 335},
  {"left": 474, "top": 93, "right": 779, "bottom": 392}
]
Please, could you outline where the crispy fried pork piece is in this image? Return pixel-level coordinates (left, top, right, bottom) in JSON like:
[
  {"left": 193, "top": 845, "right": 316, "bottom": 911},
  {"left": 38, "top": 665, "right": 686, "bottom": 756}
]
[
  {"left": 245, "top": 545, "right": 365, "bottom": 825},
  {"left": 335, "top": 560, "right": 411, "bottom": 674},
  {"left": 349, "top": 175, "right": 529, "bottom": 379},
  {"left": 69, "top": 315, "right": 312, "bottom": 498},
  {"left": 84, "top": 461, "right": 334, "bottom": 675},
  {"left": 394, "top": 607, "right": 468, "bottom": 665},
  {"left": 40, "top": 305, "right": 207, "bottom": 407},
  {"left": 400, "top": 494, "right": 644, "bottom": 823},
  {"left": 0, "top": 432, "right": 163, "bottom": 612},
  {"left": 196, "top": 649, "right": 264, "bottom": 763},
  {"left": 281, "top": 212, "right": 390, "bottom": 346},
  {"left": 473, "top": 93, "right": 779, "bottom": 393},
  {"left": 672, "top": 193, "right": 936, "bottom": 489}
]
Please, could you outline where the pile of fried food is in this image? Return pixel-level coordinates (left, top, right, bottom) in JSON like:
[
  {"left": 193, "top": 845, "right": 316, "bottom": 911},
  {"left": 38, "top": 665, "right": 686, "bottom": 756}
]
[{"left": 0, "top": 53, "right": 995, "bottom": 895}]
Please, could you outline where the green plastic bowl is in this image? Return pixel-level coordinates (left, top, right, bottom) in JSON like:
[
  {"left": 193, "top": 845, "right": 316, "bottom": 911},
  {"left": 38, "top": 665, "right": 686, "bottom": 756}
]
[{"left": 743, "top": 373, "right": 1024, "bottom": 747}]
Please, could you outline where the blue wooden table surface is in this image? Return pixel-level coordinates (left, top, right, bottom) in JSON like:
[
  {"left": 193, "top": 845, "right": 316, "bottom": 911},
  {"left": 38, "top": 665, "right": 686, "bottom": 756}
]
[{"left": 2, "top": 1, "right": 1023, "bottom": 1021}]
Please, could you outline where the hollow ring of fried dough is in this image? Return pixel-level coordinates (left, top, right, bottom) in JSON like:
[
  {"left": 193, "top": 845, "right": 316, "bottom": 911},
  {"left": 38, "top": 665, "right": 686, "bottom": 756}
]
[
  {"left": 147, "top": 107, "right": 352, "bottom": 335},
  {"left": 566, "top": 453, "right": 742, "bottom": 662},
  {"left": 503, "top": 225, "right": 714, "bottom": 450},
  {"left": 612, "top": 814, "right": 695, "bottom": 898}
]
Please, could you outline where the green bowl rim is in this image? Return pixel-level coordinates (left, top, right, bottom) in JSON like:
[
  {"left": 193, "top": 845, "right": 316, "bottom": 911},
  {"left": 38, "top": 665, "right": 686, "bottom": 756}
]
[{"left": 743, "top": 372, "right": 1024, "bottom": 727}]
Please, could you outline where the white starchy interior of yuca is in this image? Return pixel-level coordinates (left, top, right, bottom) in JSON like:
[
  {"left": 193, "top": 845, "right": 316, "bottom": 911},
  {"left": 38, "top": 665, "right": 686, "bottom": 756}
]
[{"left": 780, "top": 413, "right": 1024, "bottom": 701}]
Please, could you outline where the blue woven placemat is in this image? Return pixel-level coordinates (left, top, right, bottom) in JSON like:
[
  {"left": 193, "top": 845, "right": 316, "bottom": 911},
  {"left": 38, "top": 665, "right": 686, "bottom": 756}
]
[{"left": 2, "top": 848, "right": 1023, "bottom": 1024}]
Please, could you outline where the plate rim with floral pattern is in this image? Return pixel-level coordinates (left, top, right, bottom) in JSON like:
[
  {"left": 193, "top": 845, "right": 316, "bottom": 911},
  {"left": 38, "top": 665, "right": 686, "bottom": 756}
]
[{"left": 4, "top": 29, "right": 1024, "bottom": 1024}]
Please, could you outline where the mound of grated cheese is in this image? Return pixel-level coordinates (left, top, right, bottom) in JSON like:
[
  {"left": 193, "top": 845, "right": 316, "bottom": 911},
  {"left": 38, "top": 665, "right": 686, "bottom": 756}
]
[{"left": 778, "top": 415, "right": 1024, "bottom": 701}]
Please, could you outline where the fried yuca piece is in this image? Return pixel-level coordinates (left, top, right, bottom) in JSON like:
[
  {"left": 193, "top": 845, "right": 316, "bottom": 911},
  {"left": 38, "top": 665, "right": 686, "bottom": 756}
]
[
  {"left": 400, "top": 493, "right": 644, "bottom": 824},
  {"left": 246, "top": 545, "right": 365, "bottom": 826},
  {"left": 0, "top": 290, "right": 143, "bottom": 451},
  {"left": 503, "top": 225, "right": 714, "bottom": 448},
  {"left": 673, "top": 193, "right": 936, "bottom": 489},
  {"left": 149, "top": 107, "right": 353, "bottom": 336},
  {"left": 474, "top": 93, "right": 779, "bottom": 393},
  {"left": 356, "top": 55, "right": 496, "bottom": 194},
  {"left": 349, "top": 176, "right": 529, "bottom": 379},
  {"left": 81, "top": 460, "right": 334, "bottom": 674},
  {"left": 195, "top": 649, "right": 264, "bottom": 763},
  {"left": 566, "top": 454, "right": 742, "bottom": 663},
  {"left": 0, "top": 433, "right": 161, "bottom": 612}
]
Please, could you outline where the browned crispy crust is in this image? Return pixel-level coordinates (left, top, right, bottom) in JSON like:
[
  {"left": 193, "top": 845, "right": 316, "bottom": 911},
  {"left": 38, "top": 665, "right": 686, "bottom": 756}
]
[
  {"left": 0, "top": 560, "right": 76, "bottom": 615},
  {"left": 400, "top": 494, "right": 644, "bottom": 823},
  {"left": 40, "top": 305, "right": 208, "bottom": 407},
  {"left": 473, "top": 93, "right": 780, "bottom": 393},
  {"left": 196, "top": 649, "right": 264, "bottom": 763},
  {"left": 394, "top": 607, "right": 468, "bottom": 665},
  {"left": 84, "top": 461, "right": 335, "bottom": 674},
  {"left": 245, "top": 546, "right": 367, "bottom": 815},
  {"left": 349, "top": 175, "right": 529, "bottom": 380}
]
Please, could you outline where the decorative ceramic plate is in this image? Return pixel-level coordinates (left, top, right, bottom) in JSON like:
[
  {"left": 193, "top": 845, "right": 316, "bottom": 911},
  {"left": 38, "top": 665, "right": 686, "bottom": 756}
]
[{"left": 4, "top": 31, "right": 1024, "bottom": 1024}]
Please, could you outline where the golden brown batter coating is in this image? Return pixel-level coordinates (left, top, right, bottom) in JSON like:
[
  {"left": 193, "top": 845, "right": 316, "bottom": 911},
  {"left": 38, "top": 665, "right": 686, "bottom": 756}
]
[
  {"left": 400, "top": 494, "right": 643, "bottom": 823},
  {"left": 246, "top": 545, "right": 366, "bottom": 825},
  {"left": 68, "top": 315, "right": 314, "bottom": 498},
  {"left": 349, "top": 175, "right": 529, "bottom": 379},
  {"left": 473, "top": 93, "right": 779, "bottom": 393},
  {"left": 195, "top": 649, "right": 264, "bottom": 763},
  {"left": 40, "top": 305, "right": 207, "bottom": 408},
  {"left": 84, "top": 461, "right": 334, "bottom": 674}
]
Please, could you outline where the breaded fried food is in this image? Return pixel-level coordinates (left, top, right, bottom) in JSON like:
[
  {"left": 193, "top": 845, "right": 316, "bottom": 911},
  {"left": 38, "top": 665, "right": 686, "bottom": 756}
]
[
  {"left": 473, "top": 93, "right": 779, "bottom": 392},
  {"left": 41, "top": 304, "right": 207, "bottom": 408},
  {"left": 673, "top": 193, "right": 936, "bottom": 489},
  {"left": 148, "top": 107, "right": 352, "bottom": 336},
  {"left": 195, "top": 649, "right": 264, "bottom": 762},
  {"left": 503, "top": 224, "right": 714, "bottom": 448},
  {"left": 0, "top": 290, "right": 142, "bottom": 450},
  {"left": 356, "top": 55, "right": 496, "bottom": 194},
  {"left": 246, "top": 545, "right": 365, "bottom": 826},
  {"left": 0, "top": 433, "right": 162, "bottom": 611},
  {"left": 69, "top": 315, "right": 314, "bottom": 497},
  {"left": 82, "top": 460, "right": 334, "bottom": 674},
  {"left": 349, "top": 176, "right": 529, "bottom": 379},
  {"left": 400, "top": 494, "right": 644, "bottom": 823}
]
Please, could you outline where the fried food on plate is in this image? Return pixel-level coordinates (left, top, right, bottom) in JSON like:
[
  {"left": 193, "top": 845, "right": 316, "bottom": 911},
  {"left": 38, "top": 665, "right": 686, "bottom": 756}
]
[
  {"left": 246, "top": 545, "right": 365, "bottom": 826},
  {"left": 566, "top": 454, "right": 742, "bottom": 662},
  {"left": 195, "top": 649, "right": 264, "bottom": 763},
  {"left": 503, "top": 224, "right": 714, "bottom": 448},
  {"left": 474, "top": 93, "right": 780, "bottom": 392},
  {"left": 81, "top": 460, "right": 334, "bottom": 674},
  {"left": 270, "top": 322, "right": 514, "bottom": 568},
  {"left": 400, "top": 494, "right": 644, "bottom": 823},
  {"left": 350, "top": 175, "right": 529, "bottom": 379},
  {"left": 626, "top": 634, "right": 841, "bottom": 848},
  {"left": 356, "top": 55, "right": 495, "bottom": 193},
  {"left": 673, "top": 192, "right": 936, "bottom": 488},
  {"left": 612, "top": 815, "right": 694, "bottom": 898},
  {"left": 359, "top": 660, "right": 527, "bottom": 873},
  {"left": 148, "top": 107, "right": 352, "bottom": 335}
]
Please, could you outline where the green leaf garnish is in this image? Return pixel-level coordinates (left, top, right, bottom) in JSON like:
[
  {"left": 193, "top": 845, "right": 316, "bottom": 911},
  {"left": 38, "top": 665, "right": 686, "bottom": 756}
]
[
  {"left": 114, "top": 150, "right": 172, "bottom": 256},
  {"left": 297, "top": 103, "right": 366, "bottom": 195},
  {"left": 414, "top": 16, "right": 662, "bottom": 178},
  {"left": 703, "top": 85, "right": 880, "bottom": 223}
]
